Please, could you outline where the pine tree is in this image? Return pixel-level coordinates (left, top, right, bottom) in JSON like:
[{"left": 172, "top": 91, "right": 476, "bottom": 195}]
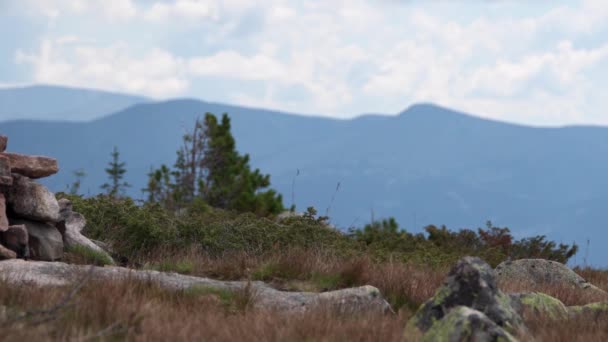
[
  {"left": 101, "top": 146, "right": 130, "bottom": 198},
  {"left": 144, "top": 113, "right": 283, "bottom": 216},
  {"left": 201, "top": 113, "right": 283, "bottom": 215}
]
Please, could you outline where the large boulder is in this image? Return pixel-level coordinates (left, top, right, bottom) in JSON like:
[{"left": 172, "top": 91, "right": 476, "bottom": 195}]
[
  {"left": 6, "top": 174, "right": 60, "bottom": 222},
  {"left": 0, "top": 224, "right": 28, "bottom": 258},
  {"left": 495, "top": 259, "right": 608, "bottom": 299},
  {"left": 10, "top": 218, "right": 63, "bottom": 261},
  {"left": 421, "top": 306, "right": 518, "bottom": 342},
  {"left": 56, "top": 198, "right": 113, "bottom": 264},
  {"left": 568, "top": 302, "right": 608, "bottom": 319},
  {"left": 406, "top": 257, "right": 523, "bottom": 339},
  {"left": 1, "top": 152, "right": 58, "bottom": 179},
  {"left": 509, "top": 292, "right": 569, "bottom": 320}
]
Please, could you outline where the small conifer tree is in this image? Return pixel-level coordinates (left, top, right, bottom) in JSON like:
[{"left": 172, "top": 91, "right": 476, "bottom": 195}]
[{"left": 101, "top": 146, "right": 130, "bottom": 198}]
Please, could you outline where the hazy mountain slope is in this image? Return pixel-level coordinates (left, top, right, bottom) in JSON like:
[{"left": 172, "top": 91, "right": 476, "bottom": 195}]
[
  {"left": 1, "top": 99, "right": 607, "bottom": 265},
  {"left": 0, "top": 85, "right": 149, "bottom": 121}
]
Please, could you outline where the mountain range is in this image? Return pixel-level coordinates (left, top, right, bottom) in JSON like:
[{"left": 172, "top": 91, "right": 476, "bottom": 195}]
[{"left": 0, "top": 85, "right": 606, "bottom": 266}]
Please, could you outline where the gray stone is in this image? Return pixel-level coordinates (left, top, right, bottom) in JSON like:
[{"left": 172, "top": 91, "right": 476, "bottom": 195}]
[
  {"left": 0, "top": 260, "right": 392, "bottom": 314},
  {"left": 0, "top": 225, "right": 28, "bottom": 258},
  {"left": 10, "top": 219, "right": 63, "bottom": 261},
  {"left": 56, "top": 198, "right": 113, "bottom": 264},
  {"left": 2, "top": 152, "right": 58, "bottom": 179},
  {"left": 509, "top": 292, "right": 569, "bottom": 320},
  {"left": 406, "top": 257, "right": 523, "bottom": 337},
  {"left": 7, "top": 174, "right": 60, "bottom": 222},
  {"left": 496, "top": 259, "right": 608, "bottom": 300},
  {"left": 421, "top": 306, "right": 518, "bottom": 342}
]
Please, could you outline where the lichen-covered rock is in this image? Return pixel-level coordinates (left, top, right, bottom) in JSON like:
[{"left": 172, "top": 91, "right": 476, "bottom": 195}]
[
  {"left": 7, "top": 174, "right": 60, "bottom": 222},
  {"left": 0, "top": 225, "right": 28, "bottom": 258},
  {"left": 421, "top": 306, "right": 518, "bottom": 342},
  {"left": 56, "top": 198, "right": 113, "bottom": 264},
  {"left": 509, "top": 292, "right": 568, "bottom": 320},
  {"left": 495, "top": 259, "right": 607, "bottom": 300},
  {"left": 406, "top": 257, "right": 523, "bottom": 338},
  {"left": 568, "top": 302, "right": 608, "bottom": 319},
  {"left": 10, "top": 219, "right": 63, "bottom": 261}
]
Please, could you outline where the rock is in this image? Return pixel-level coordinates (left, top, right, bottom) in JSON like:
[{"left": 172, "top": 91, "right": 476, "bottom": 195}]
[
  {"left": 56, "top": 198, "right": 114, "bottom": 264},
  {"left": 7, "top": 174, "right": 60, "bottom": 222},
  {"left": 421, "top": 306, "right": 518, "bottom": 342},
  {"left": 0, "top": 225, "right": 28, "bottom": 258},
  {"left": 0, "top": 243, "right": 16, "bottom": 259},
  {"left": 10, "top": 219, "right": 63, "bottom": 261},
  {"left": 509, "top": 292, "right": 568, "bottom": 320},
  {"left": 0, "top": 260, "right": 392, "bottom": 314},
  {"left": 1, "top": 152, "right": 58, "bottom": 179},
  {"left": 495, "top": 259, "right": 608, "bottom": 299},
  {"left": 406, "top": 257, "right": 523, "bottom": 337},
  {"left": 0, "top": 155, "right": 12, "bottom": 186},
  {"left": 568, "top": 302, "right": 608, "bottom": 319},
  {"left": 0, "top": 135, "right": 6, "bottom": 152},
  {"left": 0, "top": 193, "right": 8, "bottom": 231}
]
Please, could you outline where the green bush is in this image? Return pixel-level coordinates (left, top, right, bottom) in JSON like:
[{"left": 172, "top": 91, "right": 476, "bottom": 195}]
[{"left": 57, "top": 194, "right": 577, "bottom": 268}]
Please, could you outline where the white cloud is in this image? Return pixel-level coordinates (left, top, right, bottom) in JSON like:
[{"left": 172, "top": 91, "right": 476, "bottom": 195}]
[
  {"left": 18, "top": 0, "right": 137, "bottom": 20},
  {"left": 15, "top": 39, "right": 188, "bottom": 97},
  {"left": 7, "top": 0, "right": 608, "bottom": 125},
  {"left": 144, "top": 0, "right": 218, "bottom": 22}
]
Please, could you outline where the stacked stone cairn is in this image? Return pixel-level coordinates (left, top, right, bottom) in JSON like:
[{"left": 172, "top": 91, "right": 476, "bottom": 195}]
[{"left": 0, "top": 135, "right": 111, "bottom": 262}]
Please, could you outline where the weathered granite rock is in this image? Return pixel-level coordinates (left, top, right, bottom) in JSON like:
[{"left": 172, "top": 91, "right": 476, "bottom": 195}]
[
  {"left": 0, "top": 135, "right": 7, "bottom": 152},
  {"left": 0, "top": 193, "right": 8, "bottom": 231},
  {"left": 10, "top": 219, "right": 63, "bottom": 261},
  {"left": 0, "top": 243, "right": 16, "bottom": 259},
  {"left": 421, "top": 306, "right": 518, "bottom": 342},
  {"left": 7, "top": 174, "right": 60, "bottom": 222},
  {"left": 2, "top": 152, "right": 58, "bottom": 179},
  {"left": 496, "top": 259, "right": 608, "bottom": 300},
  {"left": 0, "top": 225, "right": 28, "bottom": 258},
  {"left": 568, "top": 302, "right": 608, "bottom": 319},
  {"left": 406, "top": 257, "right": 523, "bottom": 338},
  {"left": 0, "top": 155, "right": 12, "bottom": 186},
  {"left": 56, "top": 198, "right": 113, "bottom": 264},
  {"left": 0, "top": 260, "right": 392, "bottom": 314},
  {"left": 509, "top": 292, "right": 569, "bottom": 320}
]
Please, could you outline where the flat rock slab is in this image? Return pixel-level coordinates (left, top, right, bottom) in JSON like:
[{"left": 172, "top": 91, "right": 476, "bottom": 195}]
[
  {"left": 0, "top": 260, "right": 392, "bottom": 315},
  {"left": 2, "top": 152, "right": 58, "bottom": 179}
]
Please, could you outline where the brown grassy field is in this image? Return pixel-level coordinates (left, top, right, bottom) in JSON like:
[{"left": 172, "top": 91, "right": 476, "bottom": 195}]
[{"left": 1, "top": 249, "right": 607, "bottom": 341}]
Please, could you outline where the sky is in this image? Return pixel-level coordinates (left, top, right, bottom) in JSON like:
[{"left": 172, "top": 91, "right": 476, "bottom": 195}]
[{"left": 1, "top": 0, "right": 608, "bottom": 126}]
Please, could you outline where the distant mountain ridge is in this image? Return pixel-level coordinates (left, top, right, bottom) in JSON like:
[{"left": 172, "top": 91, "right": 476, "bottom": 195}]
[
  {"left": 0, "top": 84, "right": 150, "bottom": 122},
  {"left": 1, "top": 85, "right": 607, "bottom": 266}
]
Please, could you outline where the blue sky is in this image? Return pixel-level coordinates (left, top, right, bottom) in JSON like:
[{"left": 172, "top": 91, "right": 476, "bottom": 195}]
[{"left": 1, "top": 0, "right": 608, "bottom": 126}]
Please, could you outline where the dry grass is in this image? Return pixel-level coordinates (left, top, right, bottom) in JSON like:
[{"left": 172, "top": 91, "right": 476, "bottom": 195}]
[
  {"left": 2, "top": 251, "right": 608, "bottom": 341},
  {"left": 0, "top": 277, "right": 407, "bottom": 342}
]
